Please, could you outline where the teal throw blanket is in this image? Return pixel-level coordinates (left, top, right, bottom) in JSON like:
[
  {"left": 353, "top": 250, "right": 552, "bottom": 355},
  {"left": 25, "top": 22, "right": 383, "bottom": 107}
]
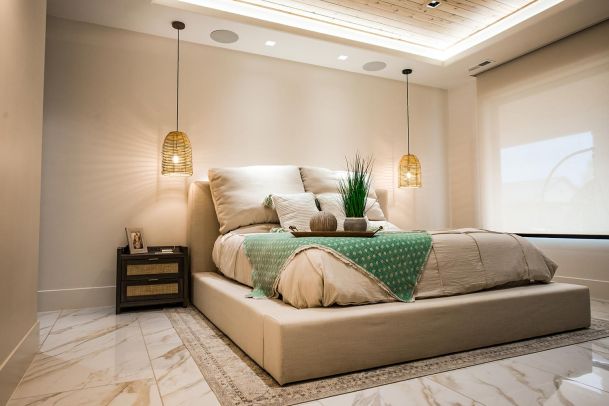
[{"left": 243, "top": 232, "right": 432, "bottom": 302}]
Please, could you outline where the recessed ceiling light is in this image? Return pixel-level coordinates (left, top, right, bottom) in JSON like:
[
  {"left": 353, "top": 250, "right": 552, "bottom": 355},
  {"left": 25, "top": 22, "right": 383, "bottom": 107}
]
[
  {"left": 338, "top": 55, "right": 348, "bottom": 61},
  {"left": 362, "top": 61, "right": 386, "bottom": 72},
  {"left": 427, "top": 1, "right": 441, "bottom": 8},
  {"left": 210, "top": 30, "right": 239, "bottom": 44},
  {"left": 265, "top": 40, "right": 276, "bottom": 47}
]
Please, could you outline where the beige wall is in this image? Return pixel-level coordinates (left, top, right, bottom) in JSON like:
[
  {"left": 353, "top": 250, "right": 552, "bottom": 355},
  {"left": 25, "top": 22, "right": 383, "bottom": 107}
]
[
  {"left": 447, "top": 21, "right": 609, "bottom": 299},
  {"left": 39, "top": 17, "right": 448, "bottom": 310},
  {"left": 0, "top": 0, "right": 46, "bottom": 402},
  {"left": 446, "top": 79, "right": 478, "bottom": 228},
  {"left": 532, "top": 238, "right": 609, "bottom": 300}
]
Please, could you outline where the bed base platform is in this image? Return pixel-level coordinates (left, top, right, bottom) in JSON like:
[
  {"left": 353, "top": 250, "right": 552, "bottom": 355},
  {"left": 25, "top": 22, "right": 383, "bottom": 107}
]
[{"left": 192, "top": 272, "right": 590, "bottom": 385}]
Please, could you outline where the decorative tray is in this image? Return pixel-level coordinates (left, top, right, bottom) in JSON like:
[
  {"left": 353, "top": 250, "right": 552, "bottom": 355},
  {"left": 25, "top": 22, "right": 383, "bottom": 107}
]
[{"left": 289, "top": 226, "right": 383, "bottom": 238}]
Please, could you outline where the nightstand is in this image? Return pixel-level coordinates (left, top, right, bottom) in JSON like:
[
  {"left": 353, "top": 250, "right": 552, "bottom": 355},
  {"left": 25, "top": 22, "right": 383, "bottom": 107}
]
[{"left": 116, "top": 246, "right": 189, "bottom": 314}]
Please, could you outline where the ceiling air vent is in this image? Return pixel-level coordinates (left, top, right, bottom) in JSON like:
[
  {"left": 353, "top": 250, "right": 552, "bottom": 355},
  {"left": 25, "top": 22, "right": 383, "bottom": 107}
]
[{"left": 469, "top": 59, "right": 495, "bottom": 72}]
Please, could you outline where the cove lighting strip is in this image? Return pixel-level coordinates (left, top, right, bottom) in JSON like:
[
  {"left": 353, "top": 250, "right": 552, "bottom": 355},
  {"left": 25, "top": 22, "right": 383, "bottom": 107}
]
[{"left": 174, "top": 0, "right": 564, "bottom": 62}]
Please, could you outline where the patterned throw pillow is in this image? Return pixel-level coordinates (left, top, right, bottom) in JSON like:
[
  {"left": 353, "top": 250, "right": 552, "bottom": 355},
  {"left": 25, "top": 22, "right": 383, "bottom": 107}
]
[{"left": 271, "top": 193, "right": 320, "bottom": 231}]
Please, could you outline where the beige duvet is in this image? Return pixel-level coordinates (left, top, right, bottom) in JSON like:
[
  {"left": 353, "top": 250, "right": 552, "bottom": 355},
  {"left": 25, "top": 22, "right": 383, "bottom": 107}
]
[{"left": 212, "top": 224, "right": 558, "bottom": 308}]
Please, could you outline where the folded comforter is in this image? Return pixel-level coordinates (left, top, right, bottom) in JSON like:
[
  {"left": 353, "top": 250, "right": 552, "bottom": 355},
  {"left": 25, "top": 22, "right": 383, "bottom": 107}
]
[{"left": 212, "top": 226, "right": 558, "bottom": 308}]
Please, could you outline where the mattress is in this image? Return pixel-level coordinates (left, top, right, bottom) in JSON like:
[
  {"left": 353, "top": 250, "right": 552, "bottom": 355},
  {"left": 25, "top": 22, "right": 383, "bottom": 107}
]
[{"left": 212, "top": 225, "right": 558, "bottom": 308}]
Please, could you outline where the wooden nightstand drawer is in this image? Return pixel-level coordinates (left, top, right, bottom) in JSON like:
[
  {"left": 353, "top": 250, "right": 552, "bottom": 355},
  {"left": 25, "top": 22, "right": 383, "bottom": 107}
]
[
  {"left": 122, "top": 279, "right": 183, "bottom": 303},
  {"left": 126, "top": 261, "right": 179, "bottom": 277},
  {"left": 126, "top": 282, "right": 178, "bottom": 297}
]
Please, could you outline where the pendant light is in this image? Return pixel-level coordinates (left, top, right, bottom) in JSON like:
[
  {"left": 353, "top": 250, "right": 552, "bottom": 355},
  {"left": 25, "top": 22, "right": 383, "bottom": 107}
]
[
  {"left": 398, "top": 68, "right": 421, "bottom": 188},
  {"left": 162, "top": 21, "right": 193, "bottom": 176}
]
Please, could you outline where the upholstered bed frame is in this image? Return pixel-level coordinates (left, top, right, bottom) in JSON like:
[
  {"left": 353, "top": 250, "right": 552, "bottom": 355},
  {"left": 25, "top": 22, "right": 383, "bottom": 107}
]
[{"left": 187, "top": 180, "right": 591, "bottom": 385}]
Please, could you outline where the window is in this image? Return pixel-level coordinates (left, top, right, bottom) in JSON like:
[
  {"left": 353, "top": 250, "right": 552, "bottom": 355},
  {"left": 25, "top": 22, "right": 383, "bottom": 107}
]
[{"left": 477, "top": 49, "right": 609, "bottom": 235}]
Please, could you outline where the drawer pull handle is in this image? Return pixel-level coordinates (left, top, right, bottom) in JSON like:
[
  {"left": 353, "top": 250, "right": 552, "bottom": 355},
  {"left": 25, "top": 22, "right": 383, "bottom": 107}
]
[
  {"left": 148, "top": 278, "right": 159, "bottom": 282},
  {"left": 148, "top": 258, "right": 159, "bottom": 261}
]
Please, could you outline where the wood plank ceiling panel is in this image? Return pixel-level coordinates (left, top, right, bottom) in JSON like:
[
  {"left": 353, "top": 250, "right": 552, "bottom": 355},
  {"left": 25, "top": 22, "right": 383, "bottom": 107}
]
[
  {"left": 235, "top": 0, "right": 538, "bottom": 49},
  {"left": 299, "top": 0, "right": 461, "bottom": 38}
]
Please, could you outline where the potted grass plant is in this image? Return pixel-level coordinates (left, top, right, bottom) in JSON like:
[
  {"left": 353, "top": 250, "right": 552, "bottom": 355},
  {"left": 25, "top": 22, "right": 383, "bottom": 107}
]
[{"left": 339, "top": 153, "right": 374, "bottom": 232}]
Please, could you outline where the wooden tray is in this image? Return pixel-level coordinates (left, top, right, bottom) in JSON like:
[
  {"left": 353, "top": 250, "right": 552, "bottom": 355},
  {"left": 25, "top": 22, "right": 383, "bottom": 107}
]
[{"left": 290, "top": 227, "right": 383, "bottom": 238}]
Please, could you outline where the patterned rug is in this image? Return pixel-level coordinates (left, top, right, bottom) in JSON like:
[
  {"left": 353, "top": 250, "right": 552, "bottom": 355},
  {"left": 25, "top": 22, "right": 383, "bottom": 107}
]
[{"left": 166, "top": 307, "right": 609, "bottom": 406}]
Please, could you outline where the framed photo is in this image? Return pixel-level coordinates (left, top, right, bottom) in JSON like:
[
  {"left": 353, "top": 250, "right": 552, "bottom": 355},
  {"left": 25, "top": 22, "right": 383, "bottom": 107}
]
[{"left": 125, "top": 227, "right": 148, "bottom": 254}]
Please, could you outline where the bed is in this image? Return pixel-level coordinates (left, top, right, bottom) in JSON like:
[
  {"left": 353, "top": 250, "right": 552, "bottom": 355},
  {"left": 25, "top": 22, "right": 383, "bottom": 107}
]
[{"left": 187, "top": 167, "right": 591, "bottom": 385}]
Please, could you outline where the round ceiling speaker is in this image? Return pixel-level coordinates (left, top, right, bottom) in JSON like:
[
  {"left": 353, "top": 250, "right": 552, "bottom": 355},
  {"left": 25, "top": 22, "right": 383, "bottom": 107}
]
[
  {"left": 362, "top": 61, "right": 387, "bottom": 72},
  {"left": 210, "top": 30, "right": 239, "bottom": 44}
]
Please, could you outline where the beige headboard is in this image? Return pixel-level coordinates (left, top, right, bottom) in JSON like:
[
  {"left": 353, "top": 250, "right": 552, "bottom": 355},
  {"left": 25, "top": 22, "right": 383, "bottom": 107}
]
[{"left": 187, "top": 180, "right": 389, "bottom": 274}]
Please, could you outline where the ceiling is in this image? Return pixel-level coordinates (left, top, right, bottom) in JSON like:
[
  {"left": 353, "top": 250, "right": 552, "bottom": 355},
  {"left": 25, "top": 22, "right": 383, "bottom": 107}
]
[
  {"left": 47, "top": 0, "right": 609, "bottom": 88},
  {"left": 173, "top": 0, "right": 556, "bottom": 60},
  {"left": 282, "top": 0, "right": 536, "bottom": 50}
]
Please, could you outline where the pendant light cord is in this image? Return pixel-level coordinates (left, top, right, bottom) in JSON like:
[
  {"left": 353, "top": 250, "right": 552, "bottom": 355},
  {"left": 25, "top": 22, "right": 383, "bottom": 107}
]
[
  {"left": 176, "top": 28, "right": 180, "bottom": 132},
  {"left": 406, "top": 72, "right": 410, "bottom": 155}
]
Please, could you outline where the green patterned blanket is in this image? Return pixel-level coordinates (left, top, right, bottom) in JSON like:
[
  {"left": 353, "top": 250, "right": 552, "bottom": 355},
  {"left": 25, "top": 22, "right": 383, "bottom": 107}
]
[{"left": 243, "top": 232, "right": 432, "bottom": 302}]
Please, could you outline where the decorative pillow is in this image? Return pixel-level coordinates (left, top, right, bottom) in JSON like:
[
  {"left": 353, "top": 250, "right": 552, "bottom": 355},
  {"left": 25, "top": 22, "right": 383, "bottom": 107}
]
[
  {"left": 316, "top": 193, "right": 386, "bottom": 231},
  {"left": 208, "top": 165, "right": 305, "bottom": 234},
  {"left": 365, "top": 199, "right": 386, "bottom": 221},
  {"left": 299, "top": 166, "right": 377, "bottom": 199},
  {"left": 316, "top": 194, "right": 346, "bottom": 231},
  {"left": 271, "top": 193, "right": 319, "bottom": 231}
]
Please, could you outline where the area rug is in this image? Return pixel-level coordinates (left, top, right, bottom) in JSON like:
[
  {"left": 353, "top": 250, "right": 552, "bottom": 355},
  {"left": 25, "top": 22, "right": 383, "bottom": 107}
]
[{"left": 166, "top": 307, "right": 609, "bottom": 406}]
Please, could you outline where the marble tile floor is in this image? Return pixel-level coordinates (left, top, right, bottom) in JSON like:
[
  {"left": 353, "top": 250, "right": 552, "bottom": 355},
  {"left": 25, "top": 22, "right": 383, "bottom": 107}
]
[{"left": 7, "top": 299, "right": 609, "bottom": 406}]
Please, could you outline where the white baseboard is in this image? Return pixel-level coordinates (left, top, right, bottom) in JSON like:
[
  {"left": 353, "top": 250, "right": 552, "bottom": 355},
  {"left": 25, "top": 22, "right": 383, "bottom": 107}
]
[
  {"left": 554, "top": 276, "right": 609, "bottom": 301},
  {"left": 38, "top": 286, "right": 115, "bottom": 311},
  {"left": 0, "top": 322, "right": 38, "bottom": 405}
]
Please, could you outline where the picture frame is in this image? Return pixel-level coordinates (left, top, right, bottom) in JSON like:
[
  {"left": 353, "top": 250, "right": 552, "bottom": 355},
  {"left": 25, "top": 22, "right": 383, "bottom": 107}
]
[{"left": 125, "top": 227, "right": 148, "bottom": 254}]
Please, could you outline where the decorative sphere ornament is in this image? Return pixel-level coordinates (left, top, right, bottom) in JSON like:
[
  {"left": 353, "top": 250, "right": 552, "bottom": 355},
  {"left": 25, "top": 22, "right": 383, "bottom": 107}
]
[{"left": 309, "top": 211, "right": 338, "bottom": 232}]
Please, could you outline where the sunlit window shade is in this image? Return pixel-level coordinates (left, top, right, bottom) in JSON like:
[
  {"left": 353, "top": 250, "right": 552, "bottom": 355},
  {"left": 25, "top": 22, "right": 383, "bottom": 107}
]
[{"left": 477, "top": 60, "right": 609, "bottom": 234}]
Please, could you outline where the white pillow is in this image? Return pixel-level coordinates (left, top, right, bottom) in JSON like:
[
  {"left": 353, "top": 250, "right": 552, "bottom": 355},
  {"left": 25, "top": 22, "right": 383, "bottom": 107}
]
[
  {"left": 316, "top": 194, "right": 346, "bottom": 231},
  {"left": 209, "top": 165, "right": 305, "bottom": 234},
  {"left": 271, "top": 193, "right": 319, "bottom": 231},
  {"left": 365, "top": 198, "right": 386, "bottom": 221},
  {"left": 299, "top": 166, "right": 377, "bottom": 199},
  {"left": 317, "top": 193, "right": 386, "bottom": 231}
]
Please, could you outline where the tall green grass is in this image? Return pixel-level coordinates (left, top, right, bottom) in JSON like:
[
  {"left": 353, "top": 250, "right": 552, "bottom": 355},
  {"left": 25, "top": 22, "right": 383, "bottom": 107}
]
[{"left": 338, "top": 153, "right": 373, "bottom": 218}]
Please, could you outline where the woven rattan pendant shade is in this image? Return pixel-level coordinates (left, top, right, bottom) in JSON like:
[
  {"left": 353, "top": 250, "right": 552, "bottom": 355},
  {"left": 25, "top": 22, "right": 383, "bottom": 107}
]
[
  {"left": 162, "top": 21, "right": 193, "bottom": 177},
  {"left": 162, "top": 131, "right": 193, "bottom": 176},
  {"left": 398, "top": 68, "right": 422, "bottom": 188},
  {"left": 399, "top": 154, "right": 421, "bottom": 188}
]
